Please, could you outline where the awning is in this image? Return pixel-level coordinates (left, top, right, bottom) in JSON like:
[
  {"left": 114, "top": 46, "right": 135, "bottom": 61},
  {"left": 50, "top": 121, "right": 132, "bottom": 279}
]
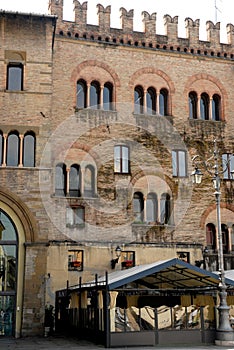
[{"left": 70, "top": 258, "right": 234, "bottom": 292}]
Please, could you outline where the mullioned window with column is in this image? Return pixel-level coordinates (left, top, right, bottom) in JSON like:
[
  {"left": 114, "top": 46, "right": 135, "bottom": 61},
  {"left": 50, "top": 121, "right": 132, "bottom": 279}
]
[
  {"left": 133, "top": 191, "right": 172, "bottom": 225},
  {"left": 134, "top": 85, "right": 169, "bottom": 116},
  {"left": 76, "top": 79, "right": 114, "bottom": 110},
  {"left": 189, "top": 91, "right": 222, "bottom": 121},
  {"left": 0, "top": 130, "right": 36, "bottom": 167},
  {"left": 55, "top": 162, "right": 96, "bottom": 198}
]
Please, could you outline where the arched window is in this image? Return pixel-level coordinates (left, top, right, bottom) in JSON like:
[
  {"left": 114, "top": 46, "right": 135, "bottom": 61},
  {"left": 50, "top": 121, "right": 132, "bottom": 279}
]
[
  {"left": 160, "top": 193, "right": 170, "bottom": 224},
  {"left": 84, "top": 165, "right": 95, "bottom": 197},
  {"left": 206, "top": 223, "right": 216, "bottom": 250},
  {"left": 212, "top": 94, "right": 221, "bottom": 121},
  {"left": 23, "top": 132, "right": 35, "bottom": 167},
  {"left": 146, "top": 87, "right": 156, "bottom": 115},
  {"left": 103, "top": 82, "right": 113, "bottom": 111},
  {"left": 77, "top": 79, "right": 87, "bottom": 108},
  {"left": 189, "top": 91, "right": 197, "bottom": 119},
  {"left": 0, "top": 209, "right": 18, "bottom": 336},
  {"left": 69, "top": 164, "right": 80, "bottom": 197},
  {"left": 55, "top": 163, "right": 66, "bottom": 196},
  {"left": 0, "top": 132, "right": 3, "bottom": 166},
  {"left": 200, "top": 93, "right": 209, "bottom": 120},
  {"left": 133, "top": 192, "right": 144, "bottom": 222},
  {"left": 134, "top": 86, "right": 144, "bottom": 114},
  {"left": 90, "top": 81, "right": 100, "bottom": 109},
  {"left": 146, "top": 193, "right": 158, "bottom": 223},
  {"left": 159, "top": 89, "right": 168, "bottom": 116},
  {"left": 6, "top": 132, "right": 19, "bottom": 166},
  {"left": 221, "top": 224, "right": 229, "bottom": 253}
]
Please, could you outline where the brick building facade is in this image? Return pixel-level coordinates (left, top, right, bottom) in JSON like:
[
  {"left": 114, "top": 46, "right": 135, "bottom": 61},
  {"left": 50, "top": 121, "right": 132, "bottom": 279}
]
[{"left": 0, "top": 0, "right": 233, "bottom": 337}]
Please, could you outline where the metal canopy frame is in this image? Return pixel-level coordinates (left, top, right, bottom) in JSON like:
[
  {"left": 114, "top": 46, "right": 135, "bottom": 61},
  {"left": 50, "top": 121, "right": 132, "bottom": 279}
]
[{"left": 67, "top": 258, "right": 234, "bottom": 294}]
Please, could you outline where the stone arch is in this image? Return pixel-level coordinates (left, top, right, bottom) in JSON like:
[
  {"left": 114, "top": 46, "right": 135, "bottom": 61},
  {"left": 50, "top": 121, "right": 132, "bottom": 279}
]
[
  {"left": 0, "top": 187, "right": 38, "bottom": 242},
  {"left": 66, "top": 141, "right": 101, "bottom": 167},
  {"left": 184, "top": 73, "right": 228, "bottom": 121},
  {"left": 71, "top": 60, "right": 120, "bottom": 107},
  {"left": 129, "top": 67, "right": 175, "bottom": 93},
  {"left": 200, "top": 202, "right": 234, "bottom": 229},
  {"left": 129, "top": 68, "right": 175, "bottom": 116},
  {"left": 130, "top": 169, "right": 174, "bottom": 196}
]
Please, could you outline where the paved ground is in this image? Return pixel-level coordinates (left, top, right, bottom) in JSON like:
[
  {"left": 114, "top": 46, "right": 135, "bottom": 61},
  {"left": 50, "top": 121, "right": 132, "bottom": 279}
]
[{"left": 0, "top": 336, "right": 234, "bottom": 350}]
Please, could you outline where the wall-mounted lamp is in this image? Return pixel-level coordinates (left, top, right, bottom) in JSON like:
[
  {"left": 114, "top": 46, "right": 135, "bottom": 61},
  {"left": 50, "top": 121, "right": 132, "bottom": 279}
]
[{"left": 111, "top": 245, "right": 122, "bottom": 269}]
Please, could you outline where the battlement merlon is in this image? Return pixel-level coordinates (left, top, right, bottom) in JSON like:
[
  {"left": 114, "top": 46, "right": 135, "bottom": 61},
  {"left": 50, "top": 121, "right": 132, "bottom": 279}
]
[
  {"left": 120, "top": 8, "right": 134, "bottom": 33},
  {"left": 48, "top": 0, "right": 234, "bottom": 49},
  {"left": 48, "top": 0, "right": 63, "bottom": 19},
  {"left": 74, "top": 0, "right": 87, "bottom": 27},
  {"left": 142, "top": 11, "right": 157, "bottom": 37},
  {"left": 97, "top": 4, "right": 111, "bottom": 32}
]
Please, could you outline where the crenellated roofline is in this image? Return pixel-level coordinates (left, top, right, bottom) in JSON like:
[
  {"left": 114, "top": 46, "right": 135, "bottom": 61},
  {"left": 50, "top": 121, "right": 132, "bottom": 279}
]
[{"left": 47, "top": 0, "right": 234, "bottom": 58}]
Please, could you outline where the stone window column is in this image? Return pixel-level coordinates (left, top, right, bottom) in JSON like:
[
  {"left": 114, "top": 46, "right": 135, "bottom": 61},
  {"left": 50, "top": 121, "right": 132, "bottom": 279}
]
[
  {"left": 227, "top": 224, "right": 233, "bottom": 252},
  {"left": 2, "top": 134, "right": 7, "bottom": 167},
  {"left": 197, "top": 94, "right": 201, "bottom": 119},
  {"left": 66, "top": 168, "right": 70, "bottom": 195},
  {"left": 156, "top": 91, "right": 160, "bottom": 115},
  {"left": 100, "top": 85, "right": 104, "bottom": 109},
  {"left": 209, "top": 96, "right": 213, "bottom": 120},
  {"left": 19, "top": 134, "right": 24, "bottom": 167},
  {"left": 144, "top": 89, "right": 147, "bottom": 114},
  {"left": 80, "top": 168, "right": 85, "bottom": 197},
  {"left": 87, "top": 83, "right": 91, "bottom": 108},
  {"left": 143, "top": 196, "right": 147, "bottom": 222}
]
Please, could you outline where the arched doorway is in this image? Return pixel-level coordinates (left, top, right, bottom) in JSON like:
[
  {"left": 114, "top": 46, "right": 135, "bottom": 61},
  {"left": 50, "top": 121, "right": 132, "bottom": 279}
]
[{"left": 0, "top": 210, "right": 18, "bottom": 336}]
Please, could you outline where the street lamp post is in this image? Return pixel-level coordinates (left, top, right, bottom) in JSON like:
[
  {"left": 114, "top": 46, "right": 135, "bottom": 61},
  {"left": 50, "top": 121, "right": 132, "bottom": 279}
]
[{"left": 191, "top": 140, "right": 234, "bottom": 345}]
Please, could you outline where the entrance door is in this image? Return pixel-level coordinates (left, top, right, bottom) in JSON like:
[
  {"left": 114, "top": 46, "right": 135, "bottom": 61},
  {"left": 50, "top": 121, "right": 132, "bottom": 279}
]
[{"left": 0, "top": 210, "right": 17, "bottom": 337}]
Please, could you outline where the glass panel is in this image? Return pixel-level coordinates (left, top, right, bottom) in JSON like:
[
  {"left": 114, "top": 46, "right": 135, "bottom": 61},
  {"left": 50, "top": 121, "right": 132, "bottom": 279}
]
[
  {"left": 0, "top": 245, "right": 16, "bottom": 292},
  {"left": 0, "top": 211, "right": 17, "bottom": 241},
  {"left": 200, "top": 98, "right": 205, "bottom": 119},
  {"left": 160, "top": 194, "right": 170, "bottom": 224},
  {"left": 114, "top": 146, "right": 120, "bottom": 173},
  {"left": 159, "top": 93, "right": 165, "bottom": 116},
  {"left": 69, "top": 166, "right": 80, "bottom": 197},
  {"left": 0, "top": 134, "right": 3, "bottom": 165},
  {"left": 146, "top": 199, "right": 155, "bottom": 222},
  {"left": 178, "top": 151, "right": 186, "bottom": 177},
  {"left": 66, "top": 207, "right": 73, "bottom": 226},
  {"left": 68, "top": 250, "right": 83, "bottom": 271},
  {"left": 77, "top": 82, "right": 86, "bottom": 108},
  {"left": 8, "top": 66, "right": 22, "bottom": 91},
  {"left": 133, "top": 194, "right": 143, "bottom": 221},
  {"left": 134, "top": 88, "right": 143, "bottom": 114},
  {"left": 7, "top": 134, "right": 19, "bottom": 166},
  {"left": 55, "top": 164, "right": 65, "bottom": 196},
  {"left": 74, "top": 208, "right": 84, "bottom": 225},
  {"left": 231, "top": 156, "right": 234, "bottom": 174},
  {"left": 172, "top": 151, "right": 177, "bottom": 176},
  {"left": 146, "top": 92, "right": 153, "bottom": 115},
  {"left": 0, "top": 295, "right": 15, "bottom": 336},
  {"left": 103, "top": 84, "right": 112, "bottom": 110},
  {"left": 232, "top": 225, "right": 234, "bottom": 251},
  {"left": 84, "top": 166, "right": 94, "bottom": 197},
  {"left": 114, "top": 307, "right": 141, "bottom": 332},
  {"left": 222, "top": 154, "right": 228, "bottom": 179},
  {"left": 23, "top": 134, "right": 35, "bottom": 167},
  {"left": 122, "top": 146, "right": 129, "bottom": 173},
  {"left": 90, "top": 83, "right": 100, "bottom": 109}
]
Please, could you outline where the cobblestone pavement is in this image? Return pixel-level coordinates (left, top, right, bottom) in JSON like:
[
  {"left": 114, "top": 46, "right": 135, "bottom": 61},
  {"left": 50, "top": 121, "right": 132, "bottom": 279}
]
[{"left": 0, "top": 336, "right": 233, "bottom": 350}]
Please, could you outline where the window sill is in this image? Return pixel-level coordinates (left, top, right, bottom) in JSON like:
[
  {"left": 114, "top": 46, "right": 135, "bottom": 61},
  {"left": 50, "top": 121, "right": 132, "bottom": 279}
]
[
  {"left": 4, "top": 89, "right": 24, "bottom": 93},
  {"left": 66, "top": 224, "right": 85, "bottom": 229}
]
